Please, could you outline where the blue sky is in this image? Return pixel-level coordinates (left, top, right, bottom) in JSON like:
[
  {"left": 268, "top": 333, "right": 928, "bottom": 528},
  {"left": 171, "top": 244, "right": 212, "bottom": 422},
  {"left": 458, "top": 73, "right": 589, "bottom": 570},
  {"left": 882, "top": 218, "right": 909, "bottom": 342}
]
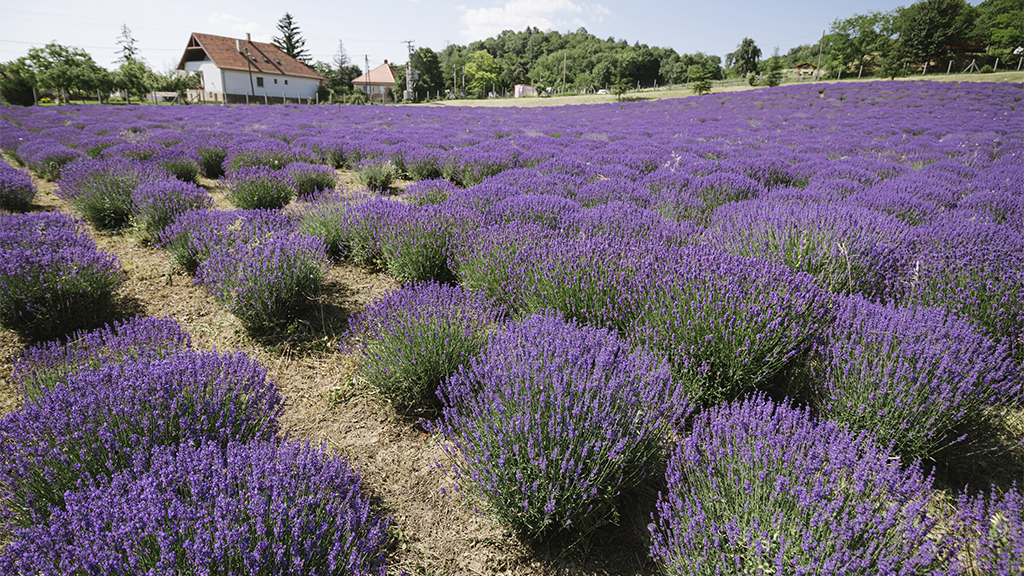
[{"left": 0, "top": 0, "right": 979, "bottom": 73}]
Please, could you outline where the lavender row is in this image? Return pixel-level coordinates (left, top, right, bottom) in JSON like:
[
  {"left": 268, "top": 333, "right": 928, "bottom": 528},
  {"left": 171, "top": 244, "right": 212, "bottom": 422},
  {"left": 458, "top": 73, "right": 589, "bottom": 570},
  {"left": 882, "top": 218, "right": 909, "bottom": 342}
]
[{"left": 1, "top": 317, "right": 390, "bottom": 574}]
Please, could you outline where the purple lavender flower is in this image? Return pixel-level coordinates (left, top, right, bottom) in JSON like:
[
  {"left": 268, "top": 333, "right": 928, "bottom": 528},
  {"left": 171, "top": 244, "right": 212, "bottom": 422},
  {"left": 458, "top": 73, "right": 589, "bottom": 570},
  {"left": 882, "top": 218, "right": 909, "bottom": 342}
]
[
  {"left": 131, "top": 178, "right": 213, "bottom": 241},
  {"left": 649, "top": 394, "right": 941, "bottom": 575},
  {"left": 222, "top": 137, "right": 301, "bottom": 172},
  {"left": 12, "top": 315, "right": 192, "bottom": 400},
  {"left": 0, "top": 349, "right": 283, "bottom": 529},
  {"left": 431, "top": 312, "right": 688, "bottom": 539},
  {"left": 346, "top": 281, "right": 505, "bottom": 416},
  {"left": 225, "top": 165, "right": 296, "bottom": 209},
  {"left": 157, "top": 208, "right": 297, "bottom": 274},
  {"left": 404, "top": 177, "right": 459, "bottom": 206},
  {"left": 814, "top": 295, "right": 1020, "bottom": 460},
  {"left": 57, "top": 156, "right": 168, "bottom": 229},
  {"left": 196, "top": 229, "right": 329, "bottom": 332},
  {"left": 0, "top": 440, "right": 390, "bottom": 575},
  {"left": 0, "top": 162, "right": 35, "bottom": 212},
  {"left": 0, "top": 212, "right": 124, "bottom": 340},
  {"left": 15, "top": 138, "right": 86, "bottom": 181},
  {"left": 286, "top": 161, "right": 337, "bottom": 200},
  {"left": 945, "top": 484, "right": 1023, "bottom": 576}
]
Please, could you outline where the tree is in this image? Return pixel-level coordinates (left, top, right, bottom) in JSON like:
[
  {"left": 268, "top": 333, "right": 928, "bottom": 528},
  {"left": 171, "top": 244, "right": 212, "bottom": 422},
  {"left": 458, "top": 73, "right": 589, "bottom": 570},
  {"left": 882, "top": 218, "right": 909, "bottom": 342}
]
[
  {"left": 765, "top": 47, "right": 784, "bottom": 87},
  {"left": 272, "top": 13, "right": 310, "bottom": 63},
  {"left": 333, "top": 39, "right": 350, "bottom": 70},
  {"left": 116, "top": 24, "right": 139, "bottom": 64},
  {"left": 830, "top": 11, "right": 901, "bottom": 72},
  {"left": 115, "top": 25, "right": 151, "bottom": 104},
  {"left": 974, "top": 0, "right": 1024, "bottom": 51},
  {"left": 0, "top": 58, "right": 36, "bottom": 106},
  {"left": 464, "top": 50, "right": 498, "bottom": 98},
  {"left": 153, "top": 69, "right": 201, "bottom": 102},
  {"left": 410, "top": 47, "right": 444, "bottom": 99},
  {"left": 898, "top": 0, "right": 978, "bottom": 64},
  {"left": 726, "top": 38, "right": 761, "bottom": 77},
  {"left": 25, "top": 43, "right": 111, "bottom": 102}
]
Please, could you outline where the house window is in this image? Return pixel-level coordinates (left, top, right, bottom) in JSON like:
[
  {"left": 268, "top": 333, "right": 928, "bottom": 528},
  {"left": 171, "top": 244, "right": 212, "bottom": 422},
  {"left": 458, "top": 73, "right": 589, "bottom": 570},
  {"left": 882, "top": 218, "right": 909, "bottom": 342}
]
[
  {"left": 274, "top": 79, "right": 278, "bottom": 84},
  {"left": 284, "top": 80, "right": 288, "bottom": 85},
  {"left": 256, "top": 77, "right": 264, "bottom": 87}
]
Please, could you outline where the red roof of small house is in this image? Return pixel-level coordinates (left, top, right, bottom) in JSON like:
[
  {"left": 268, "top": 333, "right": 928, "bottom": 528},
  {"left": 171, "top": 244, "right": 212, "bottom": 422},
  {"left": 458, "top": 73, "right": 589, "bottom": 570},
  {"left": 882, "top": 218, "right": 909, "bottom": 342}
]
[
  {"left": 352, "top": 61, "right": 398, "bottom": 86},
  {"left": 794, "top": 62, "right": 817, "bottom": 69},
  {"left": 177, "top": 32, "right": 324, "bottom": 81}
]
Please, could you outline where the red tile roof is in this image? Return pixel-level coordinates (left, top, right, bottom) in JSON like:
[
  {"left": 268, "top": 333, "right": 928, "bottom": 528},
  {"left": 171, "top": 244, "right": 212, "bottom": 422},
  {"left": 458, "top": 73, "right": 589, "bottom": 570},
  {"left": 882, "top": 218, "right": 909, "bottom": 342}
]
[
  {"left": 352, "top": 61, "right": 398, "bottom": 86},
  {"left": 177, "top": 32, "right": 324, "bottom": 81}
]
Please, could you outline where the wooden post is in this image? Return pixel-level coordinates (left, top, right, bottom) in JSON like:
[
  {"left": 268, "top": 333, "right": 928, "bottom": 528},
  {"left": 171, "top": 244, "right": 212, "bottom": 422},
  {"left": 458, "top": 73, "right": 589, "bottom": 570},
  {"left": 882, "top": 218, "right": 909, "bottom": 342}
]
[
  {"left": 1018, "top": 57, "right": 1022, "bottom": 71},
  {"left": 858, "top": 64, "right": 863, "bottom": 78},
  {"left": 947, "top": 61, "right": 953, "bottom": 74},
  {"left": 32, "top": 86, "right": 37, "bottom": 105},
  {"left": 815, "top": 30, "right": 824, "bottom": 80},
  {"left": 264, "top": 93, "right": 268, "bottom": 105},
  {"left": 838, "top": 68, "right": 842, "bottom": 80},
  {"left": 922, "top": 62, "right": 927, "bottom": 75},
  {"left": 994, "top": 58, "right": 999, "bottom": 72},
  {"left": 97, "top": 89, "right": 101, "bottom": 104},
  {"left": 245, "top": 93, "right": 249, "bottom": 104}
]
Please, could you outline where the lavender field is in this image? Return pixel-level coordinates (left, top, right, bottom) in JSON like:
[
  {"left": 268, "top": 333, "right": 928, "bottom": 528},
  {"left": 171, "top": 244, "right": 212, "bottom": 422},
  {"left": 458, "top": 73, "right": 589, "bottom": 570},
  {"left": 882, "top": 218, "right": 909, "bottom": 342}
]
[{"left": 1, "top": 80, "right": 1023, "bottom": 575}]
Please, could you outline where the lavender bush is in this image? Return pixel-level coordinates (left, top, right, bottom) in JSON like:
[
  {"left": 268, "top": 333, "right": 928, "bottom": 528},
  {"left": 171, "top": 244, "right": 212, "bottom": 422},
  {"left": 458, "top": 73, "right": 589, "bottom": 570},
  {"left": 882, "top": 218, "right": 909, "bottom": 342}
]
[
  {"left": 649, "top": 394, "right": 942, "bottom": 575},
  {"left": 0, "top": 440, "right": 390, "bottom": 576},
  {"left": 0, "top": 162, "right": 35, "bottom": 212},
  {"left": 945, "top": 484, "right": 1023, "bottom": 576},
  {"left": 355, "top": 158, "right": 399, "bottom": 192},
  {"left": 379, "top": 204, "right": 473, "bottom": 284},
  {"left": 346, "top": 282, "right": 505, "bottom": 416},
  {"left": 630, "top": 244, "right": 832, "bottom": 403},
  {"left": 12, "top": 315, "right": 191, "bottom": 400},
  {"left": 286, "top": 161, "right": 337, "bottom": 200},
  {"left": 222, "top": 138, "right": 298, "bottom": 172},
  {"left": 0, "top": 212, "right": 124, "bottom": 340},
  {"left": 16, "top": 139, "right": 86, "bottom": 181},
  {"left": 56, "top": 157, "right": 166, "bottom": 229},
  {"left": 131, "top": 178, "right": 213, "bottom": 241},
  {"left": 0, "top": 349, "right": 283, "bottom": 529},
  {"left": 196, "top": 143, "right": 228, "bottom": 178},
  {"left": 157, "top": 208, "right": 296, "bottom": 274},
  {"left": 813, "top": 296, "right": 1021, "bottom": 460},
  {"left": 196, "top": 229, "right": 329, "bottom": 332},
  {"left": 405, "top": 177, "right": 459, "bottom": 206},
  {"left": 225, "top": 165, "right": 296, "bottom": 210},
  {"left": 431, "top": 312, "right": 687, "bottom": 539}
]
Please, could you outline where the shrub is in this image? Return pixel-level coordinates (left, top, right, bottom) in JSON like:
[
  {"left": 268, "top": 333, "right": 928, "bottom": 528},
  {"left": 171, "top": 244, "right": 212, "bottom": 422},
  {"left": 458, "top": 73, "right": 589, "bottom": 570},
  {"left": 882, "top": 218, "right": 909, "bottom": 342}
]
[
  {"left": 15, "top": 139, "right": 86, "bottom": 181},
  {"left": 813, "top": 296, "right": 1020, "bottom": 460},
  {"left": 196, "top": 229, "right": 329, "bottom": 332},
  {"left": 286, "top": 161, "right": 336, "bottom": 200},
  {"left": 379, "top": 205, "right": 472, "bottom": 284},
  {"left": 222, "top": 139, "right": 298, "bottom": 172},
  {"left": 155, "top": 149, "right": 201, "bottom": 183},
  {"left": 0, "top": 440, "right": 390, "bottom": 576},
  {"left": 405, "top": 177, "right": 458, "bottom": 206},
  {"left": 629, "top": 244, "right": 831, "bottom": 403},
  {"left": 56, "top": 157, "right": 166, "bottom": 229},
  {"left": 355, "top": 158, "right": 399, "bottom": 192},
  {"left": 705, "top": 200, "right": 913, "bottom": 300},
  {"left": 0, "top": 212, "right": 124, "bottom": 341},
  {"left": 431, "top": 312, "right": 687, "bottom": 539},
  {"left": 0, "top": 349, "right": 283, "bottom": 529},
  {"left": 225, "top": 166, "right": 296, "bottom": 209},
  {"left": 649, "top": 394, "right": 941, "bottom": 575},
  {"left": 196, "top": 143, "right": 228, "bottom": 178},
  {"left": 12, "top": 315, "right": 191, "bottom": 400},
  {"left": 346, "top": 282, "right": 504, "bottom": 416},
  {"left": 131, "top": 178, "right": 213, "bottom": 242},
  {"left": 946, "top": 484, "right": 1023, "bottom": 575},
  {"left": 157, "top": 208, "right": 296, "bottom": 274},
  {"left": 0, "top": 163, "right": 35, "bottom": 212}
]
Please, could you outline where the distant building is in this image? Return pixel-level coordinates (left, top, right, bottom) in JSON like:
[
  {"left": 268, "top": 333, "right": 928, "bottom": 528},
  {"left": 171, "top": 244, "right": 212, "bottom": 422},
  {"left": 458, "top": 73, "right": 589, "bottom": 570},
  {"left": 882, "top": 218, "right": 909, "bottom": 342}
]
[
  {"left": 352, "top": 61, "right": 398, "bottom": 101},
  {"left": 177, "top": 32, "right": 324, "bottom": 104},
  {"left": 514, "top": 84, "right": 537, "bottom": 98},
  {"left": 794, "top": 62, "right": 818, "bottom": 76}
]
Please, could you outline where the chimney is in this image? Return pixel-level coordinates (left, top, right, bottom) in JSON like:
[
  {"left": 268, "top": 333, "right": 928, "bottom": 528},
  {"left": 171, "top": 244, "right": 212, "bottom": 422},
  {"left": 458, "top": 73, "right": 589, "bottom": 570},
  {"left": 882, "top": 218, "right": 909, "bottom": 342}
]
[
  {"left": 246, "top": 33, "right": 251, "bottom": 42},
  {"left": 384, "top": 59, "right": 388, "bottom": 65},
  {"left": 236, "top": 39, "right": 242, "bottom": 52}
]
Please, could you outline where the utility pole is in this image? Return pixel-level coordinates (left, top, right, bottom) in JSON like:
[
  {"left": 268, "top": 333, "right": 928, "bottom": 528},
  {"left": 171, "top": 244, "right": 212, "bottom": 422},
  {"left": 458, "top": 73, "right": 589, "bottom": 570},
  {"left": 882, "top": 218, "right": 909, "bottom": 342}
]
[
  {"left": 403, "top": 40, "right": 415, "bottom": 101},
  {"left": 815, "top": 30, "right": 825, "bottom": 81},
  {"left": 364, "top": 55, "right": 370, "bottom": 102}
]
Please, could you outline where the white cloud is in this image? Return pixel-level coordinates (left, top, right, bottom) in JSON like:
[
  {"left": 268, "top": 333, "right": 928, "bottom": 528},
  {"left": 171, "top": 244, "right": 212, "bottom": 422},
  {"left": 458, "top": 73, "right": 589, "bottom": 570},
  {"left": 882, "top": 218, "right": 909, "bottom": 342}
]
[
  {"left": 207, "top": 12, "right": 269, "bottom": 42},
  {"left": 458, "top": 0, "right": 610, "bottom": 42}
]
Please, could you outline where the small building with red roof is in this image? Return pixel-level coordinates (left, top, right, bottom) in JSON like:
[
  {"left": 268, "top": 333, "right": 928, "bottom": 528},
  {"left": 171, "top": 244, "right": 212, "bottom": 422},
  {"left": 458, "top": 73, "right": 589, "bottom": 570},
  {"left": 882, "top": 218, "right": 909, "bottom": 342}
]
[
  {"left": 177, "top": 32, "right": 324, "bottom": 104},
  {"left": 352, "top": 60, "right": 398, "bottom": 101}
]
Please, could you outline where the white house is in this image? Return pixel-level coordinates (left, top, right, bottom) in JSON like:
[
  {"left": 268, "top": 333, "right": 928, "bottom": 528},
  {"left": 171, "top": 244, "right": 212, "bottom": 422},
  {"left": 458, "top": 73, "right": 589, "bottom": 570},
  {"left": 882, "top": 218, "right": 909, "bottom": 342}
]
[
  {"left": 177, "top": 32, "right": 324, "bottom": 104},
  {"left": 351, "top": 61, "right": 398, "bottom": 102}
]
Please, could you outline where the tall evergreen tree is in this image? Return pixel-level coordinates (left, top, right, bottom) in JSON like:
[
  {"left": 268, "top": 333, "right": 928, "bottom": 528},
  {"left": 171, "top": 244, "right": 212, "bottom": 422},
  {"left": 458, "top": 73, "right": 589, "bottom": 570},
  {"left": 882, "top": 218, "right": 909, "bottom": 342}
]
[
  {"left": 727, "top": 38, "right": 762, "bottom": 77},
  {"left": 272, "top": 13, "right": 310, "bottom": 63}
]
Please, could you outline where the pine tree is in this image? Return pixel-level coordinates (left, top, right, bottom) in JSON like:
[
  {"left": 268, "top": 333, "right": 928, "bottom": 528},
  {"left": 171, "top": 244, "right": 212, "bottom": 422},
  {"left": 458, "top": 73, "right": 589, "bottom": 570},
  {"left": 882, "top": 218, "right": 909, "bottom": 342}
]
[
  {"left": 272, "top": 13, "right": 310, "bottom": 63},
  {"left": 765, "top": 47, "right": 784, "bottom": 87}
]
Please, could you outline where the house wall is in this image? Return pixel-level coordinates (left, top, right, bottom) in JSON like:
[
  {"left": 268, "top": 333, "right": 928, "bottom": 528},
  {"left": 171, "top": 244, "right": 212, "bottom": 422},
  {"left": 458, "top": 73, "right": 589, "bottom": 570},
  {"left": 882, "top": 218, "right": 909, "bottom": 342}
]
[
  {"left": 182, "top": 60, "right": 225, "bottom": 101},
  {"left": 224, "top": 70, "right": 319, "bottom": 99}
]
